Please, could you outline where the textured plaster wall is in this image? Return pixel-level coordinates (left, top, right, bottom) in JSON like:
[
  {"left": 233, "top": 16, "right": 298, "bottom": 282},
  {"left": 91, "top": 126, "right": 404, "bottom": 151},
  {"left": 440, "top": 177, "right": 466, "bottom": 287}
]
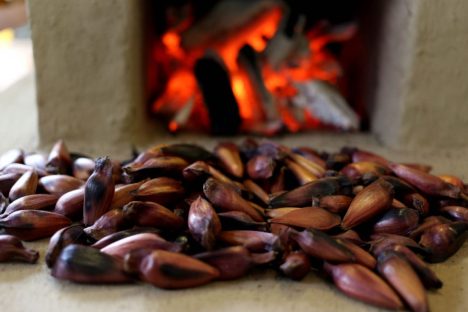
[
  {"left": 370, "top": 0, "right": 468, "bottom": 149},
  {"left": 400, "top": 0, "right": 468, "bottom": 149},
  {"left": 28, "top": 0, "right": 157, "bottom": 156},
  {"left": 368, "top": 0, "right": 419, "bottom": 147}
]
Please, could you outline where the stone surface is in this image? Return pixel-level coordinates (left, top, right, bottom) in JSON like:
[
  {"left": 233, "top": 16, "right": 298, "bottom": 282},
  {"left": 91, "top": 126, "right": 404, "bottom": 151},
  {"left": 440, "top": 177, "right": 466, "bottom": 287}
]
[
  {"left": 368, "top": 0, "right": 468, "bottom": 149},
  {"left": 366, "top": 0, "right": 417, "bottom": 147},
  {"left": 28, "top": 0, "right": 158, "bottom": 156},
  {"left": 400, "top": 0, "right": 468, "bottom": 149}
]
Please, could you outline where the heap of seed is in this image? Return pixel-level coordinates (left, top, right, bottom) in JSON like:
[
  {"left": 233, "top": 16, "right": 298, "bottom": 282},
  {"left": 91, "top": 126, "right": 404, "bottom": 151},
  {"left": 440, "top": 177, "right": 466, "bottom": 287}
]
[{"left": 1, "top": 139, "right": 467, "bottom": 311}]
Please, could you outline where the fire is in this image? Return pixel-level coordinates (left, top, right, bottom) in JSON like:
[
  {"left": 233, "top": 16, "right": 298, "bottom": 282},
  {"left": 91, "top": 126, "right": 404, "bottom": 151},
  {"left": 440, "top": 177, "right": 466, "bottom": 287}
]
[
  {"left": 152, "top": 5, "right": 351, "bottom": 134},
  {"left": 217, "top": 7, "right": 282, "bottom": 129},
  {"left": 153, "top": 69, "right": 196, "bottom": 113},
  {"left": 217, "top": 7, "right": 282, "bottom": 70},
  {"left": 161, "top": 31, "right": 184, "bottom": 60},
  {"left": 231, "top": 74, "right": 254, "bottom": 120},
  {"left": 168, "top": 120, "right": 179, "bottom": 132}
]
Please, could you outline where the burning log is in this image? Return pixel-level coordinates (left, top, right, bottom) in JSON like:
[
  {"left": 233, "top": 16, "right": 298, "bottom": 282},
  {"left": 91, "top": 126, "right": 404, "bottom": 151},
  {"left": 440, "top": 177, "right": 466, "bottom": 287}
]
[
  {"left": 292, "top": 80, "right": 359, "bottom": 130},
  {"left": 263, "top": 9, "right": 307, "bottom": 69},
  {"left": 194, "top": 53, "right": 241, "bottom": 135},
  {"left": 180, "top": 0, "right": 283, "bottom": 51},
  {"left": 237, "top": 44, "right": 279, "bottom": 124}
]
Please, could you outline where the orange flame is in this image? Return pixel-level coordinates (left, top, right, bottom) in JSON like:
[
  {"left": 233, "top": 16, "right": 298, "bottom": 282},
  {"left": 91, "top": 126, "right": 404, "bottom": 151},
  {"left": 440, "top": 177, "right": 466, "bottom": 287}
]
[
  {"left": 161, "top": 31, "right": 184, "bottom": 59},
  {"left": 153, "top": 69, "right": 196, "bottom": 113},
  {"left": 152, "top": 6, "right": 346, "bottom": 133}
]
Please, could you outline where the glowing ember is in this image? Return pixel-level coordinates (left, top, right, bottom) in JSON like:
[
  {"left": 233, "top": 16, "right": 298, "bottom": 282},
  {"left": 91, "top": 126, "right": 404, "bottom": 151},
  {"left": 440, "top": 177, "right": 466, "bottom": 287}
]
[{"left": 151, "top": 3, "right": 357, "bottom": 134}]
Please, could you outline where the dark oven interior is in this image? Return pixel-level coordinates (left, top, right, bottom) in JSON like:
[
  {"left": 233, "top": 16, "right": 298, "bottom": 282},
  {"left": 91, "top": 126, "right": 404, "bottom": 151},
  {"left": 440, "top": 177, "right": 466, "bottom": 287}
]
[{"left": 145, "top": 0, "right": 368, "bottom": 136}]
